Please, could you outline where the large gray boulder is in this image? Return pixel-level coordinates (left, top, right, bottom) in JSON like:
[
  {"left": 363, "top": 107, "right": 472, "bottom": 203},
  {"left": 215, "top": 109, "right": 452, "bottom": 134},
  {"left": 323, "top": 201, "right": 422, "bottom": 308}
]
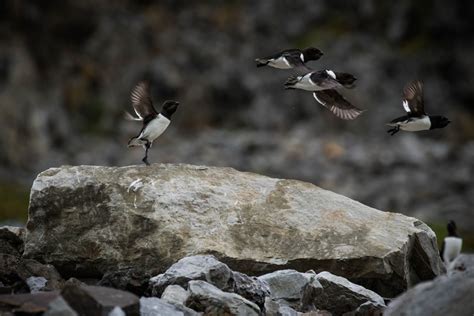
[{"left": 24, "top": 164, "right": 443, "bottom": 296}]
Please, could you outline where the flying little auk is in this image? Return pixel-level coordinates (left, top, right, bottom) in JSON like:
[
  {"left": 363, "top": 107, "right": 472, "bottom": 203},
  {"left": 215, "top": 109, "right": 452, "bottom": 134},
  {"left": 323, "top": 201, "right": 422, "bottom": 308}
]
[
  {"left": 440, "top": 220, "right": 462, "bottom": 266},
  {"left": 284, "top": 70, "right": 363, "bottom": 120},
  {"left": 126, "top": 81, "right": 179, "bottom": 165},
  {"left": 255, "top": 47, "right": 323, "bottom": 70},
  {"left": 387, "top": 80, "right": 450, "bottom": 135},
  {"left": 284, "top": 70, "right": 357, "bottom": 91}
]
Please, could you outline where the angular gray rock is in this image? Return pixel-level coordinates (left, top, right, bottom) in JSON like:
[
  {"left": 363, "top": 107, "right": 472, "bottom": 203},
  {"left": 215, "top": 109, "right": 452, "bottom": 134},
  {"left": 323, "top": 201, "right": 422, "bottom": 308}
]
[
  {"left": 140, "top": 297, "right": 199, "bottom": 316},
  {"left": 385, "top": 274, "right": 474, "bottom": 316},
  {"left": 26, "top": 276, "right": 48, "bottom": 293},
  {"left": 258, "top": 269, "right": 315, "bottom": 305},
  {"left": 0, "top": 291, "right": 60, "bottom": 314},
  {"left": 0, "top": 254, "right": 63, "bottom": 294},
  {"left": 98, "top": 268, "right": 150, "bottom": 296},
  {"left": 150, "top": 255, "right": 233, "bottom": 296},
  {"left": 186, "top": 280, "right": 260, "bottom": 315},
  {"left": 231, "top": 271, "right": 270, "bottom": 309},
  {"left": 0, "top": 226, "right": 24, "bottom": 256},
  {"left": 22, "top": 259, "right": 64, "bottom": 291},
  {"left": 348, "top": 301, "right": 385, "bottom": 316},
  {"left": 161, "top": 285, "right": 190, "bottom": 306},
  {"left": 264, "top": 297, "right": 299, "bottom": 316},
  {"left": 314, "top": 271, "right": 385, "bottom": 315},
  {"left": 300, "top": 276, "right": 324, "bottom": 312},
  {"left": 61, "top": 284, "right": 139, "bottom": 316},
  {"left": 24, "top": 164, "right": 443, "bottom": 296}
]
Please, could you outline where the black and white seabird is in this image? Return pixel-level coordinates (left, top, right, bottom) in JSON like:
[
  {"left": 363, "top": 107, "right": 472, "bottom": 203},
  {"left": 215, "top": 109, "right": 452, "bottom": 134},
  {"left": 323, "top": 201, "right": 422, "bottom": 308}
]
[
  {"left": 125, "top": 81, "right": 179, "bottom": 165},
  {"left": 284, "top": 70, "right": 363, "bottom": 120},
  {"left": 255, "top": 47, "right": 323, "bottom": 70},
  {"left": 387, "top": 80, "right": 450, "bottom": 135},
  {"left": 440, "top": 220, "right": 462, "bottom": 265},
  {"left": 284, "top": 70, "right": 357, "bottom": 91}
]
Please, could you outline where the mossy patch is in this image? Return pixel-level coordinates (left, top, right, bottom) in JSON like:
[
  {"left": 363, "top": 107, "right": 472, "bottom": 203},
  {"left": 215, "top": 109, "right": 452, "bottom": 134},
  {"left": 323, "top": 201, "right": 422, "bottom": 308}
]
[{"left": 0, "top": 182, "right": 29, "bottom": 223}]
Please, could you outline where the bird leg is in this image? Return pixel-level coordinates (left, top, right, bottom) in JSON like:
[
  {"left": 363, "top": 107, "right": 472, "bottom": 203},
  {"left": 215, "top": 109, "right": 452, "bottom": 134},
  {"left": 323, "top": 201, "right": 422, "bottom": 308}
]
[
  {"left": 142, "top": 140, "right": 151, "bottom": 166},
  {"left": 387, "top": 126, "right": 400, "bottom": 136}
]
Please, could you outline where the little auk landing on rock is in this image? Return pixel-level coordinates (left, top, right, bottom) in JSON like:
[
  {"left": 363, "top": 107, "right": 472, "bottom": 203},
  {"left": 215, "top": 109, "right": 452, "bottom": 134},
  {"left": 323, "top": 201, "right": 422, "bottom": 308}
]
[
  {"left": 440, "top": 220, "right": 462, "bottom": 266},
  {"left": 386, "top": 80, "right": 450, "bottom": 135},
  {"left": 255, "top": 47, "right": 323, "bottom": 70},
  {"left": 125, "top": 81, "right": 179, "bottom": 165}
]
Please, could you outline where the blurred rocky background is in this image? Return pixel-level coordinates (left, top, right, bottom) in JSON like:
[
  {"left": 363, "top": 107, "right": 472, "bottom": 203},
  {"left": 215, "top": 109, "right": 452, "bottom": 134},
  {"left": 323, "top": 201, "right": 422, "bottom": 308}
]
[{"left": 0, "top": 1, "right": 473, "bottom": 249}]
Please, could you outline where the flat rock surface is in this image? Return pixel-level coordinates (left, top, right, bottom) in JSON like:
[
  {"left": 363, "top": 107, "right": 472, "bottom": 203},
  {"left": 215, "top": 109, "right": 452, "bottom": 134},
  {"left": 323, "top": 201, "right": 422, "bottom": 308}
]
[{"left": 24, "top": 164, "right": 443, "bottom": 296}]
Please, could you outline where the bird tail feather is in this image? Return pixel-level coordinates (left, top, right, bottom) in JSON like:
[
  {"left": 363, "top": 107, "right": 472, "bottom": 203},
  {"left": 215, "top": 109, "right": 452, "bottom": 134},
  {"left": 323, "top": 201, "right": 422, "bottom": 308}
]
[
  {"left": 255, "top": 58, "right": 269, "bottom": 67},
  {"left": 284, "top": 75, "right": 300, "bottom": 89}
]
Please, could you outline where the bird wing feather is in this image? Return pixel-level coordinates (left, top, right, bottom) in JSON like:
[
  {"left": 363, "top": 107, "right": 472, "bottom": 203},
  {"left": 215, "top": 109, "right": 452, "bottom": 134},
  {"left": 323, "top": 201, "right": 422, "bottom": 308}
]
[
  {"left": 402, "top": 80, "right": 425, "bottom": 116},
  {"left": 130, "top": 81, "right": 158, "bottom": 121},
  {"left": 313, "top": 90, "right": 364, "bottom": 120}
]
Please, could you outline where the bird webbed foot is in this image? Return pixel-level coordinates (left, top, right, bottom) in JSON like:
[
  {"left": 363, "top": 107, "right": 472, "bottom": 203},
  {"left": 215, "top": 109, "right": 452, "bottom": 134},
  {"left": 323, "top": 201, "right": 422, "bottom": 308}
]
[{"left": 387, "top": 126, "right": 400, "bottom": 136}]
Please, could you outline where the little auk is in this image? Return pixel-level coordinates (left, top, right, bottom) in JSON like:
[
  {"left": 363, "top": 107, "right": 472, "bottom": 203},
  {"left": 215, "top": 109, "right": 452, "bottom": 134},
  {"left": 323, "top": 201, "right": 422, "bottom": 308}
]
[
  {"left": 387, "top": 80, "right": 450, "bottom": 135},
  {"left": 440, "top": 220, "right": 462, "bottom": 266},
  {"left": 255, "top": 47, "right": 323, "bottom": 70},
  {"left": 125, "top": 81, "right": 179, "bottom": 165},
  {"left": 284, "top": 70, "right": 363, "bottom": 120},
  {"left": 284, "top": 70, "right": 357, "bottom": 91}
]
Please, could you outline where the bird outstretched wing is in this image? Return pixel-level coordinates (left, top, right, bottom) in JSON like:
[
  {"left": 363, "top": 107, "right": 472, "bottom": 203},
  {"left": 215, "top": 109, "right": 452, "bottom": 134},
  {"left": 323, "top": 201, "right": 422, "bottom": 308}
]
[
  {"left": 402, "top": 80, "right": 425, "bottom": 116},
  {"left": 313, "top": 89, "right": 365, "bottom": 120},
  {"left": 129, "top": 81, "right": 158, "bottom": 121}
]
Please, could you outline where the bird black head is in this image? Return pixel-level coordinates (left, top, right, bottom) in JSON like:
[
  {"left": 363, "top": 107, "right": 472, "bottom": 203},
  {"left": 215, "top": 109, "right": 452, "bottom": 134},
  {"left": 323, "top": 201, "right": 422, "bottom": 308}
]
[
  {"left": 447, "top": 220, "right": 458, "bottom": 237},
  {"left": 161, "top": 100, "right": 179, "bottom": 119},
  {"left": 303, "top": 47, "right": 323, "bottom": 61},
  {"left": 429, "top": 115, "right": 450, "bottom": 129}
]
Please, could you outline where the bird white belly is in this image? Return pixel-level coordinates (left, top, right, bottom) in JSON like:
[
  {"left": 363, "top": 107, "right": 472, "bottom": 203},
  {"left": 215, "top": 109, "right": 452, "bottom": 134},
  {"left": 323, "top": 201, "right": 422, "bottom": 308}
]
[
  {"left": 139, "top": 114, "right": 170, "bottom": 142},
  {"left": 443, "top": 237, "right": 462, "bottom": 264},
  {"left": 268, "top": 56, "right": 292, "bottom": 69},
  {"left": 399, "top": 116, "right": 431, "bottom": 131},
  {"left": 294, "top": 74, "right": 321, "bottom": 91}
]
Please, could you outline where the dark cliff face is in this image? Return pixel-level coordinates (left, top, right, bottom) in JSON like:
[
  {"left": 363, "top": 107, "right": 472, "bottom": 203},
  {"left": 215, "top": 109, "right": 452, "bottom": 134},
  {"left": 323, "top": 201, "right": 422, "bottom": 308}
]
[{"left": 0, "top": 1, "right": 473, "bottom": 236}]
